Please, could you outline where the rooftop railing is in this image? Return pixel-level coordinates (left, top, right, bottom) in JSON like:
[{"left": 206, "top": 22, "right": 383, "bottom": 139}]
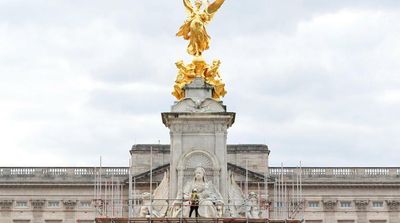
[
  {"left": 269, "top": 167, "right": 400, "bottom": 177},
  {"left": 0, "top": 167, "right": 128, "bottom": 177},
  {"left": 1, "top": 167, "right": 399, "bottom": 178}
]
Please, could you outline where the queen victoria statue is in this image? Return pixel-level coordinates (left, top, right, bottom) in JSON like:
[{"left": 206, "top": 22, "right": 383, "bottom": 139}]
[{"left": 172, "top": 167, "right": 223, "bottom": 217}]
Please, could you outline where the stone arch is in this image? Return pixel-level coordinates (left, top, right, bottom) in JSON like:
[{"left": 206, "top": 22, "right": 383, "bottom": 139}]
[{"left": 177, "top": 149, "right": 221, "bottom": 185}]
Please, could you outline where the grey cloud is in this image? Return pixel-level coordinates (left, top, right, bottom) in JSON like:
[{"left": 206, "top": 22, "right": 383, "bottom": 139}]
[{"left": 1, "top": 0, "right": 400, "bottom": 167}]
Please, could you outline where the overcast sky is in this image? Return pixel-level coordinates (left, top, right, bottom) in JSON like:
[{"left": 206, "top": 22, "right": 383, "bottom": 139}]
[{"left": 0, "top": 0, "right": 399, "bottom": 167}]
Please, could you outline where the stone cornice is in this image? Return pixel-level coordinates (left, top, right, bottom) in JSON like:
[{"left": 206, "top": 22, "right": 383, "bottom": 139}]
[{"left": 130, "top": 144, "right": 270, "bottom": 154}]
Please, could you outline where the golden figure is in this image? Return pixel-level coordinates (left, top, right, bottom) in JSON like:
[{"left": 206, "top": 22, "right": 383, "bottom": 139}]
[
  {"left": 172, "top": 60, "right": 196, "bottom": 100},
  {"left": 204, "top": 60, "right": 226, "bottom": 99},
  {"left": 177, "top": 0, "right": 225, "bottom": 56},
  {"left": 172, "top": 0, "right": 227, "bottom": 101},
  {"left": 172, "top": 58, "right": 227, "bottom": 100}
]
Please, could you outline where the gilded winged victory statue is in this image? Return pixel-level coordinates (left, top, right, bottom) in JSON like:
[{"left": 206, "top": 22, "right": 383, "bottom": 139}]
[
  {"left": 177, "top": 0, "right": 225, "bottom": 56},
  {"left": 172, "top": 0, "right": 227, "bottom": 101}
]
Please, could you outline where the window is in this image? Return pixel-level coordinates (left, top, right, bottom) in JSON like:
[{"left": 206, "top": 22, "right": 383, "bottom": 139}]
[
  {"left": 15, "top": 201, "right": 28, "bottom": 208},
  {"left": 275, "top": 202, "right": 283, "bottom": 208},
  {"left": 308, "top": 201, "right": 319, "bottom": 208},
  {"left": 372, "top": 201, "right": 384, "bottom": 208},
  {"left": 80, "top": 201, "right": 92, "bottom": 208},
  {"left": 48, "top": 201, "right": 60, "bottom": 208},
  {"left": 340, "top": 201, "right": 351, "bottom": 208}
]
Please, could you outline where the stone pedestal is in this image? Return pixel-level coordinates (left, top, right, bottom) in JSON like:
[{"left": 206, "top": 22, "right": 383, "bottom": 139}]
[{"left": 162, "top": 77, "right": 235, "bottom": 204}]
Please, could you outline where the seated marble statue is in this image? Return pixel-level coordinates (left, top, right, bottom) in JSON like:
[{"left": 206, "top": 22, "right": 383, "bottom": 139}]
[{"left": 173, "top": 167, "right": 223, "bottom": 218}]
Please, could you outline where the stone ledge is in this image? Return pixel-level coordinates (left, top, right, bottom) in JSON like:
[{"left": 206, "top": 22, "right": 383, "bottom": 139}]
[{"left": 130, "top": 144, "right": 270, "bottom": 154}]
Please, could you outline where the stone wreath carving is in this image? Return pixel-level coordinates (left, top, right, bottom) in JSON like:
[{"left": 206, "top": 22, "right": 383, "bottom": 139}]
[{"left": 323, "top": 200, "right": 337, "bottom": 211}]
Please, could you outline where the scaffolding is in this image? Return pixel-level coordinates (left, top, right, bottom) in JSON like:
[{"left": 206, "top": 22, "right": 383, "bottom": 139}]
[
  {"left": 94, "top": 157, "right": 125, "bottom": 218},
  {"left": 94, "top": 156, "right": 304, "bottom": 222}
]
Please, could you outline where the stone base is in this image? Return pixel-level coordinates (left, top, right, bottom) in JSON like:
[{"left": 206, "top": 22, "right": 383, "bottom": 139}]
[{"left": 95, "top": 217, "right": 302, "bottom": 223}]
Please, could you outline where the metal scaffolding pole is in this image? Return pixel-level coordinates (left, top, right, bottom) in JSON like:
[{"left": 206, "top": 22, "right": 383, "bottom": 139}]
[{"left": 128, "top": 158, "right": 132, "bottom": 219}]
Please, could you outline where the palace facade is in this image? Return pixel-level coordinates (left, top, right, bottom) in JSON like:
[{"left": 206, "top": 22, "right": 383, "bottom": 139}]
[{"left": 1, "top": 144, "right": 399, "bottom": 223}]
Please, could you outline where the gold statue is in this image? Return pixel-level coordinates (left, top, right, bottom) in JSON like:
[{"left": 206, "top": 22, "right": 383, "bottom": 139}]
[
  {"left": 204, "top": 60, "right": 226, "bottom": 99},
  {"left": 172, "top": 60, "right": 196, "bottom": 100},
  {"left": 172, "top": 0, "right": 227, "bottom": 101},
  {"left": 172, "top": 59, "right": 227, "bottom": 100},
  {"left": 177, "top": 0, "right": 225, "bottom": 56}
]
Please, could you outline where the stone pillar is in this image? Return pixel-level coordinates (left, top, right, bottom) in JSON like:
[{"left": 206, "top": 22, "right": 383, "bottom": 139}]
[
  {"left": 162, "top": 78, "right": 235, "bottom": 207},
  {"left": 31, "top": 200, "right": 45, "bottom": 223},
  {"left": 169, "top": 129, "right": 183, "bottom": 200},
  {"left": 0, "top": 200, "right": 13, "bottom": 222},
  {"left": 322, "top": 200, "right": 337, "bottom": 223},
  {"left": 386, "top": 200, "right": 400, "bottom": 223},
  {"left": 63, "top": 200, "right": 77, "bottom": 223},
  {"left": 354, "top": 200, "right": 369, "bottom": 223}
]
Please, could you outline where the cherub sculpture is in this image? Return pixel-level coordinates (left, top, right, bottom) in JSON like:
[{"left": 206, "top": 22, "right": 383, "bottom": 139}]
[
  {"left": 172, "top": 60, "right": 196, "bottom": 100},
  {"left": 204, "top": 59, "right": 226, "bottom": 99}
]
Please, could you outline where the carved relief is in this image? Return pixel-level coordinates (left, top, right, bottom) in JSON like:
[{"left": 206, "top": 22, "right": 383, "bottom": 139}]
[
  {"left": 172, "top": 98, "right": 225, "bottom": 113},
  {"left": 386, "top": 200, "right": 400, "bottom": 210},
  {"left": 31, "top": 200, "right": 45, "bottom": 209},
  {"left": 63, "top": 200, "right": 77, "bottom": 209},
  {"left": 182, "top": 123, "right": 215, "bottom": 133},
  {"left": 184, "top": 153, "right": 213, "bottom": 170},
  {"left": 354, "top": 200, "right": 369, "bottom": 210},
  {"left": 214, "top": 123, "right": 226, "bottom": 133},
  {"left": 0, "top": 200, "right": 13, "bottom": 209},
  {"left": 323, "top": 200, "right": 337, "bottom": 211}
]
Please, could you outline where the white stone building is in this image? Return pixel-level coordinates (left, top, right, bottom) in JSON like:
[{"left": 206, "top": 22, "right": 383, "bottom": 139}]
[{"left": 1, "top": 143, "right": 399, "bottom": 223}]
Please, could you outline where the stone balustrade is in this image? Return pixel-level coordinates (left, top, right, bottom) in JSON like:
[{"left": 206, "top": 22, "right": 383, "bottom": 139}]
[
  {"left": 0, "top": 167, "right": 128, "bottom": 178},
  {"left": 269, "top": 167, "right": 400, "bottom": 178},
  {"left": 1, "top": 167, "right": 399, "bottom": 180}
]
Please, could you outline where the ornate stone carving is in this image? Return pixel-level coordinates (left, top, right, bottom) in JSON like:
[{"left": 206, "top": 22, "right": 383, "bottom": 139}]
[
  {"left": 185, "top": 153, "right": 213, "bottom": 170},
  {"left": 63, "top": 200, "right": 77, "bottom": 209},
  {"left": 228, "top": 173, "right": 246, "bottom": 217},
  {"left": 138, "top": 172, "right": 169, "bottom": 217},
  {"left": 182, "top": 123, "right": 216, "bottom": 133},
  {"left": 354, "top": 200, "right": 369, "bottom": 210},
  {"left": 386, "top": 200, "right": 400, "bottom": 210},
  {"left": 322, "top": 200, "right": 337, "bottom": 211},
  {"left": 31, "top": 200, "right": 45, "bottom": 209},
  {"left": 172, "top": 98, "right": 226, "bottom": 113},
  {"left": 247, "top": 192, "right": 261, "bottom": 218},
  {"left": 0, "top": 200, "right": 13, "bottom": 209}
]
